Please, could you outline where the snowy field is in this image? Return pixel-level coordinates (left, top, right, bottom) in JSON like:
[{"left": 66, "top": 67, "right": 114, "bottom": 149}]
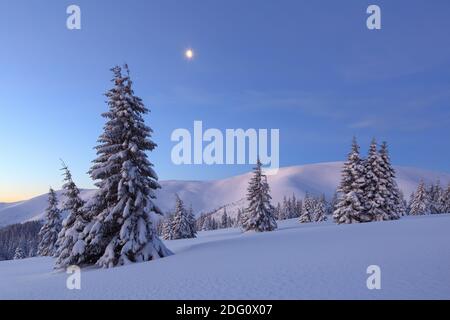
[{"left": 0, "top": 215, "right": 449, "bottom": 300}]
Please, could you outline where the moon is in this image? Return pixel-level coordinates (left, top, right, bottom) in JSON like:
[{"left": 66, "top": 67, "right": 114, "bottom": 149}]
[{"left": 185, "top": 49, "right": 194, "bottom": 60}]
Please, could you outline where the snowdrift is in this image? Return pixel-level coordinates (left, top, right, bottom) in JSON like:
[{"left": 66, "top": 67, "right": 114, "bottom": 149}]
[{"left": 0, "top": 214, "right": 449, "bottom": 299}]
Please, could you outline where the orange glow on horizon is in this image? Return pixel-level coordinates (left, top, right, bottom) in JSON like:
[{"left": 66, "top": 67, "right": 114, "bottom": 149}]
[
  {"left": 0, "top": 188, "right": 45, "bottom": 203},
  {"left": 0, "top": 195, "right": 35, "bottom": 203}
]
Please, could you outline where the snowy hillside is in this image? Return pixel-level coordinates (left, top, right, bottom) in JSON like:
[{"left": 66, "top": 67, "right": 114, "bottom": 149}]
[
  {"left": 1, "top": 162, "right": 450, "bottom": 227},
  {"left": 0, "top": 189, "right": 97, "bottom": 227},
  {"left": 1, "top": 214, "right": 449, "bottom": 299}
]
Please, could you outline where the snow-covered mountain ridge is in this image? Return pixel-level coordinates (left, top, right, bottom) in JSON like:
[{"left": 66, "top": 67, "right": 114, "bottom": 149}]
[{"left": 1, "top": 162, "right": 449, "bottom": 227}]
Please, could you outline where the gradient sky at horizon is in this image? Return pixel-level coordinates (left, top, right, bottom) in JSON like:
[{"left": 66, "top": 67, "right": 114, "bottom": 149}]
[{"left": 1, "top": 0, "right": 450, "bottom": 202}]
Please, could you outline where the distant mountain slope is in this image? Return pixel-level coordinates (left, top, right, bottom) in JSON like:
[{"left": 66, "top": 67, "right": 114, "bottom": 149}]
[
  {"left": 1, "top": 162, "right": 449, "bottom": 227},
  {"left": 0, "top": 190, "right": 98, "bottom": 228}
]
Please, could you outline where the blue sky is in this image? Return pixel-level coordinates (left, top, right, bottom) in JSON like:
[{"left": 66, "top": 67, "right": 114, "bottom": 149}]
[{"left": 1, "top": 0, "right": 450, "bottom": 201}]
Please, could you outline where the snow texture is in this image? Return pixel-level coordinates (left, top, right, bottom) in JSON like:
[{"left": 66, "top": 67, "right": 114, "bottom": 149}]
[{"left": 0, "top": 215, "right": 449, "bottom": 299}]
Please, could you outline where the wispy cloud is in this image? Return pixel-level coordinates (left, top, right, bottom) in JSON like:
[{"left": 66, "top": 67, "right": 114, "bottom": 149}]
[
  {"left": 149, "top": 84, "right": 450, "bottom": 134},
  {"left": 349, "top": 119, "right": 377, "bottom": 129}
]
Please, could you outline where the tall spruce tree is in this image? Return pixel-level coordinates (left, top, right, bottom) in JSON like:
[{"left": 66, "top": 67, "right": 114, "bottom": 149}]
[
  {"left": 330, "top": 191, "right": 339, "bottom": 216},
  {"left": 196, "top": 213, "right": 206, "bottom": 232},
  {"left": 286, "top": 195, "right": 294, "bottom": 219},
  {"left": 397, "top": 190, "right": 407, "bottom": 217},
  {"left": 13, "top": 247, "right": 25, "bottom": 260},
  {"left": 428, "top": 181, "right": 443, "bottom": 214},
  {"left": 187, "top": 205, "right": 197, "bottom": 238},
  {"left": 241, "top": 160, "right": 277, "bottom": 232},
  {"left": 235, "top": 209, "right": 243, "bottom": 227},
  {"left": 295, "top": 198, "right": 303, "bottom": 218},
  {"left": 202, "top": 215, "right": 212, "bottom": 231},
  {"left": 379, "top": 142, "right": 401, "bottom": 220},
  {"left": 37, "top": 188, "right": 62, "bottom": 257},
  {"left": 407, "top": 191, "right": 415, "bottom": 215},
  {"left": 221, "top": 208, "right": 229, "bottom": 229},
  {"left": 410, "top": 180, "right": 429, "bottom": 215},
  {"left": 155, "top": 218, "right": 164, "bottom": 237},
  {"left": 274, "top": 203, "right": 282, "bottom": 220},
  {"left": 279, "top": 197, "right": 288, "bottom": 220},
  {"left": 333, "top": 138, "right": 368, "bottom": 224},
  {"left": 299, "top": 192, "right": 314, "bottom": 223},
  {"left": 170, "top": 195, "right": 195, "bottom": 239},
  {"left": 313, "top": 195, "right": 328, "bottom": 222},
  {"left": 363, "top": 139, "right": 389, "bottom": 221},
  {"left": 54, "top": 163, "right": 87, "bottom": 269},
  {"left": 441, "top": 183, "right": 450, "bottom": 213},
  {"left": 161, "top": 214, "right": 174, "bottom": 240},
  {"left": 83, "top": 65, "right": 172, "bottom": 268}
]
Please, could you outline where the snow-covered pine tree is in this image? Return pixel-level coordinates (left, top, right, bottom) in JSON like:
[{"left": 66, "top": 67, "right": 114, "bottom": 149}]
[
  {"left": 279, "top": 203, "right": 287, "bottom": 220},
  {"left": 428, "top": 181, "right": 443, "bottom": 214},
  {"left": 409, "top": 180, "right": 429, "bottom": 215},
  {"left": 228, "top": 217, "right": 235, "bottom": 228},
  {"left": 427, "top": 184, "right": 435, "bottom": 212},
  {"left": 329, "top": 191, "right": 339, "bottom": 216},
  {"left": 54, "top": 163, "right": 88, "bottom": 269},
  {"left": 221, "top": 208, "right": 229, "bottom": 229},
  {"left": 13, "top": 247, "right": 25, "bottom": 260},
  {"left": 313, "top": 194, "right": 328, "bottom": 222},
  {"left": 274, "top": 203, "right": 282, "bottom": 220},
  {"left": 187, "top": 205, "right": 197, "bottom": 238},
  {"left": 441, "top": 183, "right": 450, "bottom": 213},
  {"left": 210, "top": 216, "right": 218, "bottom": 230},
  {"left": 436, "top": 188, "right": 445, "bottom": 214},
  {"left": 170, "top": 195, "right": 195, "bottom": 239},
  {"left": 333, "top": 137, "right": 368, "bottom": 224},
  {"left": 83, "top": 65, "right": 172, "bottom": 268},
  {"left": 295, "top": 199, "right": 303, "bottom": 218},
  {"left": 397, "top": 190, "right": 407, "bottom": 217},
  {"left": 379, "top": 142, "right": 401, "bottom": 220},
  {"left": 235, "top": 209, "right": 243, "bottom": 227},
  {"left": 286, "top": 194, "right": 301, "bottom": 218},
  {"left": 196, "top": 213, "right": 206, "bottom": 231},
  {"left": 407, "top": 192, "right": 415, "bottom": 215},
  {"left": 287, "top": 196, "right": 293, "bottom": 219},
  {"left": 37, "top": 188, "right": 62, "bottom": 257},
  {"left": 202, "top": 215, "right": 211, "bottom": 231},
  {"left": 299, "top": 192, "right": 314, "bottom": 223},
  {"left": 362, "top": 139, "right": 389, "bottom": 221},
  {"left": 287, "top": 195, "right": 294, "bottom": 219},
  {"left": 155, "top": 218, "right": 164, "bottom": 237},
  {"left": 161, "top": 214, "right": 174, "bottom": 240},
  {"left": 0, "top": 222, "right": 40, "bottom": 260},
  {"left": 28, "top": 243, "right": 37, "bottom": 258},
  {"left": 241, "top": 160, "right": 277, "bottom": 232},
  {"left": 284, "top": 199, "right": 289, "bottom": 219}
]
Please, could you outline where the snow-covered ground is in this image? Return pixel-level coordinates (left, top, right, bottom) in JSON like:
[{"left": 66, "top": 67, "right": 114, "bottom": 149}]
[
  {"left": 1, "top": 162, "right": 450, "bottom": 227},
  {"left": 1, "top": 215, "right": 449, "bottom": 300}
]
